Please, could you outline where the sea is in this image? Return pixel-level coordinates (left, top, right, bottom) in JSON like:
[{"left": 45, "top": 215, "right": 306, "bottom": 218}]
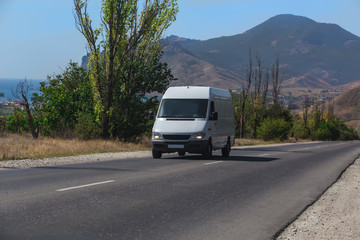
[{"left": 0, "top": 78, "right": 43, "bottom": 102}]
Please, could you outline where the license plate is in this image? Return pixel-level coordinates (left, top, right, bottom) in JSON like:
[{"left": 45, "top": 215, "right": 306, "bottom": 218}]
[{"left": 168, "top": 144, "right": 184, "bottom": 149}]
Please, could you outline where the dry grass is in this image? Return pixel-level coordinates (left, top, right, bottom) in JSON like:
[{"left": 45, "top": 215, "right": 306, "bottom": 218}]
[
  {"left": 0, "top": 133, "right": 151, "bottom": 161},
  {"left": 234, "top": 138, "right": 298, "bottom": 146}
]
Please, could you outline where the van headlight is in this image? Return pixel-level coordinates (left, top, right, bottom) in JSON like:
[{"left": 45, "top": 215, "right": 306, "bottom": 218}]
[
  {"left": 191, "top": 132, "right": 206, "bottom": 140},
  {"left": 152, "top": 132, "right": 163, "bottom": 140}
]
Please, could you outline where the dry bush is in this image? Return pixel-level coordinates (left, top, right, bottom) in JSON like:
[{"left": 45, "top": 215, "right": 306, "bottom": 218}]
[{"left": 0, "top": 134, "right": 150, "bottom": 161}]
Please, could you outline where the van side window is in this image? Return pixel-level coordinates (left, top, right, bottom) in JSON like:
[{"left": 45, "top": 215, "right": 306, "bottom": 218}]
[{"left": 209, "top": 101, "right": 215, "bottom": 120}]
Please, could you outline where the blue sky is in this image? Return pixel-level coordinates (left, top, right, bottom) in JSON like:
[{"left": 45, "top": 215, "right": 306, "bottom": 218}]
[{"left": 0, "top": 0, "right": 359, "bottom": 79}]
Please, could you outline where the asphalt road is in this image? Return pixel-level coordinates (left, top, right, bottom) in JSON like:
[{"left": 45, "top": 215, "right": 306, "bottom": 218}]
[{"left": 1, "top": 141, "right": 360, "bottom": 240}]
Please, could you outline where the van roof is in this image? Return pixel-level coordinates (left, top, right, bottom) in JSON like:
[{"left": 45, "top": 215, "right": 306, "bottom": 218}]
[{"left": 163, "top": 86, "right": 229, "bottom": 99}]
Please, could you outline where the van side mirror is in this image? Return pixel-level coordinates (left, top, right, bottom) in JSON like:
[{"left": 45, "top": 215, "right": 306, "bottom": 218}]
[
  {"left": 149, "top": 111, "right": 155, "bottom": 120},
  {"left": 212, "top": 112, "right": 218, "bottom": 121}
]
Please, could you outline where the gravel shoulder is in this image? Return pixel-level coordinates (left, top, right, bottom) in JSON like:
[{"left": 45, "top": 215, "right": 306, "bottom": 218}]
[
  {"left": 0, "top": 151, "right": 152, "bottom": 170},
  {"left": 277, "top": 157, "right": 360, "bottom": 240},
  {"left": 1, "top": 145, "right": 359, "bottom": 240}
]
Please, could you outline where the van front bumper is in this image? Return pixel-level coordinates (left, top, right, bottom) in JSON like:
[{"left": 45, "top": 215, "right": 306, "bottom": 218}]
[{"left": 152, "top": 140, "right": 208, "bottom": 154}]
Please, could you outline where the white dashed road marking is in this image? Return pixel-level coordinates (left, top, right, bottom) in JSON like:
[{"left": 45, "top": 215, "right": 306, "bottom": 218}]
[
  {"left": 204, "top": 161, "right": 224, "bottom": 165},
  {"left": 56, "top": 180, "right": 115, "bottom": 192}
]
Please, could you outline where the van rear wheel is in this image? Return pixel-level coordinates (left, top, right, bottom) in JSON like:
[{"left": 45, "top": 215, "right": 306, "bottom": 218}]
[
  {"left": 152, "top": 150, "right": 162, "bottom": 159},
  {"left": 222, "top": 138, "right": 231, "bottom": 157}
]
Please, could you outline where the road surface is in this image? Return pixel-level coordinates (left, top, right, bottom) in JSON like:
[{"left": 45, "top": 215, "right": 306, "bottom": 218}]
[{"left": 1, "top": 141, "right": 359, "bottom": 240}]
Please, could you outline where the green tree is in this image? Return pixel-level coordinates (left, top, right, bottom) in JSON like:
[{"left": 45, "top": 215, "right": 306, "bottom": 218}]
[
  {"left": 73, "top": 0, "right": 178, "bottom": 139},
  {"left": 0, "top": 92, "right": 4, "bottom": 98},
  {"left": 33, "top": 62, "right": 96, "bottom": 138},
  {"left": 111, "top": 54, "right": 173, "bottom": 139}
]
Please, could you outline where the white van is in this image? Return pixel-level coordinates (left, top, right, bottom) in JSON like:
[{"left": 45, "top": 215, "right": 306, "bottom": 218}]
[{"left": 151, "top": 86, "right": 235, "bottom": 159}]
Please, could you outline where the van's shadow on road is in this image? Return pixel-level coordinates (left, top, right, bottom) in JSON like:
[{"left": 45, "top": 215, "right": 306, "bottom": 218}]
[{"left": 163, "top": 149, "right": 280, "bottom": 162}]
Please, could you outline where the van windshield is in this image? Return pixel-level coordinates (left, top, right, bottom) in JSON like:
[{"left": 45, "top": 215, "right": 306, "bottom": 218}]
[{"left": 158, "top": 99, "right": 208, "bottom": 118}]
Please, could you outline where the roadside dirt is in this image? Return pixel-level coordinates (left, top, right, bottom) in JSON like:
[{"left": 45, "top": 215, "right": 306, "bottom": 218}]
[{"left": 277, "top": 157, "right": 360, "bottom": 240}]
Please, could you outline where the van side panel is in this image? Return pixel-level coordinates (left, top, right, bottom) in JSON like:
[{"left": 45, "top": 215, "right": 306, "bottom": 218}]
[{"left": 210, "top": 88, "right": 235, "bottom": 149}]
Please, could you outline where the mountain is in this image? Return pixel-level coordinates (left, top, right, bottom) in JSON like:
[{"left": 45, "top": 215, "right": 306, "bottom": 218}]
[{"left": 163, "top": 14, "right": 360, "bottom": 89}]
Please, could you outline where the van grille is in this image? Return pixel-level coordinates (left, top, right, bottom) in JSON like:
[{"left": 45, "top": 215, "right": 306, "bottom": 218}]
[
  {"left": 163, "top": 135, "right": 191, "bottom": 140},
  {"left": 166, "top": 118, "right": 195, "bottom": 121}
]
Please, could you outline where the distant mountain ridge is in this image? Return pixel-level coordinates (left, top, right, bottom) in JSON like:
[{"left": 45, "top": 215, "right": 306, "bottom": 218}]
[{"left": 162, "top": 14, "right": 360, "bottom": 89}]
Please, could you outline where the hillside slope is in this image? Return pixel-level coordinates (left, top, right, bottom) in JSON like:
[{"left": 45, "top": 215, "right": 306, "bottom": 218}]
[
  {"left": 162, "top": 37, "right": 244, "bottom": 89},
  {"left": 333, "top": 86, "right": 360, "bottom": 120}
]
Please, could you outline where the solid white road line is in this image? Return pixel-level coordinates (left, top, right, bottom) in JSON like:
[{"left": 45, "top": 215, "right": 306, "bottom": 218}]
[
  {"left": 56, "top": 180, "right": 115, "bottom": 192},
  {"left": 204, "top": 161, "right": 224, "bottom": 165}
]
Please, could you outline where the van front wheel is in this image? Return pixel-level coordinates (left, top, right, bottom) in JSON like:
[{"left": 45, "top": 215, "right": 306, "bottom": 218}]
[
  {"left": 152, "top": 150, "right": 162, "bottom": 159},
  {"left": 202, "top": 139, "right": 213, "bottom": 158}
]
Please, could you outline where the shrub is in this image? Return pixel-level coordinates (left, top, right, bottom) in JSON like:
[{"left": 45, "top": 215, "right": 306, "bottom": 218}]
[
  {"left": 5, "top": 109, "right": 29, "bottom": 133},
  {"left": 292, "top": 121, "right": 310, "bottom": 140},
  {"left": 339, "top": 127, "right": 359, "bottom": 141},
  {"left": 310, "top": 121, "right": 340, "bottom": 141},
  {"left": 258, "top": 118, "right": 292, "bottom": 141},
  {"left": 74, "top": 114, "right": 101, "bottom": 140},
  {"left": 311, "top": 128, "right": 332, "bottom": 141}
]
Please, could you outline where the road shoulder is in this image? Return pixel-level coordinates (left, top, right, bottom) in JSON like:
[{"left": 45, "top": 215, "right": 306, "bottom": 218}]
[
  {"left": 0, "top": 151, "right": 152, "bottom": 170},
  {"left": 276, "top": 157, "right": 360, "bottom": 240}
]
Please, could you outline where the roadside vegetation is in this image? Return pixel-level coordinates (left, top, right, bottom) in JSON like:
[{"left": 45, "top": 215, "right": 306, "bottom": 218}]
[{"left": 232, "top": 50, "right": 359, "bottom": 142}]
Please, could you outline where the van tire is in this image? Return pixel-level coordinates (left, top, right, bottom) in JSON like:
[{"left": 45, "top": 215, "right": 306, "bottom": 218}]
[
  {"left": 178, "top": 151, "right": 186, "bottom": 157},
  {"left": 152, "top": 150, "right": 162, "bottom": 159},
  {"left": 202, "top": 139, "right": 213, "bottom": 158},
  {"left": 222, "top": 137, "right": 231, "bottom": 157}
]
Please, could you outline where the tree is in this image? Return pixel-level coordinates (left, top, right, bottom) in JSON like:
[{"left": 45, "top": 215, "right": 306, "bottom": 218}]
[
  {"left": 238, "top": 48, "right": 253, "bottom": 138},
  {"left": 0, "top": 115, "right": 6, "bottom": 135},
  {"left": 250, "top": 53, "right": 269, "bottom": 138},
  {"left": 12, "top": 79, "right": 39, "bottom": 139},
  {"left": 302, "top": 95, "right": 310, "bottom": 136},
  {"left": 73, "top": 0, "right": 178, "bottom": 139},
  {"left": 111, "top": 54, "right": 174, "bottom": 139},
  {"left": 271, "top": 55, "right": 282, "bottom": 106},
  {"left": 33, "top": 62, "right": 96, "bottom": 138},
  {"left": 0, "top": 92, "right": 4, "bottom": 98}
]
